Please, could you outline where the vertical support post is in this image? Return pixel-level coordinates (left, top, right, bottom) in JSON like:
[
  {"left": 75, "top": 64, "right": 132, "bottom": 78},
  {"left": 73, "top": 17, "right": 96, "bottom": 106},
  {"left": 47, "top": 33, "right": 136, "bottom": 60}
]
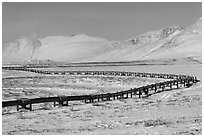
[
  {"left": 146, "top": 87, "right": 149, "bottom": 95},
  {"left": 130, "top": 88, "right": 133, "bottom": 98},
  {"left": 162, "top": 84, "right": 165, "bottom": 91},
  {"left": 66, "top": 98, "right": 68, "bottom": 106},
  {"left": 154, "top": 84, "right": 157, "bottom": 93},
  {"left": 113, "top": 93, "right": 116, "bottom": 100},
  {"left": 117, "top": 92, "right": 119, "bottom": 99},
  {"left": 143, "top": 87, "right": 146, "bottom": 95},
  {"left": 170, "top": 82, "right": 172, "bottom": 89},
  {"left": 192, "top": 76, "right": 195, "bottom": 83},
  {"left": 187, "top": 79, "right": 190, "bottom": 86},
  {"left": 17, "top": 100, "right": 19, "bottom": 111},
  {"left": 89, "top": 96, "right": 93, "bottom": 103},
  {"left": 92, "top": 95, "right": 94, "bottom": 102},
  {"left": 101, "top": 94, "right": 104, "bottom": 101},
  {"left": 126, "top": 91, "right": 128, "bottom": 98},
  {"left": 194, "top": 76, "right": 197, "bottom": 83},
  {"left": 29, "top": 100, "right": 32, "bottom": 111},
  {"left": 54, "top": 102, "right": 56, "bottom": 107},
  {"left": 98, "top": 95, "right": 100, "bottom": 102},
  {"left": 138, "top": 90, "right": 141, "bottom": 98},
  {"left": 176, "top": 81, "right": 179, "bottom": 88}
]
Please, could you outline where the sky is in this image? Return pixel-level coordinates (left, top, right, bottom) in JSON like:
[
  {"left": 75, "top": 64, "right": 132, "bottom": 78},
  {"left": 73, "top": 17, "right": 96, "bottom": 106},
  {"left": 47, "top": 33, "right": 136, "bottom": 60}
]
[{"left": 2, "top": 2, "right": 202, "bottom": 42}]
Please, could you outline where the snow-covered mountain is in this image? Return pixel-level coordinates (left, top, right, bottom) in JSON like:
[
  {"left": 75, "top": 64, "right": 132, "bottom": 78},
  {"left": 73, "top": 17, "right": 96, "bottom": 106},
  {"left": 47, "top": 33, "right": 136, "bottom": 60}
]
[
  {"left": 139, "top": 18, "right": 202, "bottom": 61},
  {"left": 2, "top": 18, "right": 202, "bottom": 64},
  {"left": 2, "top": 34, "right": 109, "bottom": 63}
]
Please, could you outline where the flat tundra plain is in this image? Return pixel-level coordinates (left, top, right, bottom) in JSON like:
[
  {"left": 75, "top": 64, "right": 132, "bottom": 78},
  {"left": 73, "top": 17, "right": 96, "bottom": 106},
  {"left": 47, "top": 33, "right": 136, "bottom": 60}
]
[{"left": 2, "top": 64, "right": 202, "bottom": 135}]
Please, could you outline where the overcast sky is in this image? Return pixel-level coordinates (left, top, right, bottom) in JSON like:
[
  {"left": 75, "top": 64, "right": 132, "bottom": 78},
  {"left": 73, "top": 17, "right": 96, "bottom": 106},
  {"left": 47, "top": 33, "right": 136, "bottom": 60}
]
[{"left": 2, "top": 2, "right": 202, "bottom": 42}]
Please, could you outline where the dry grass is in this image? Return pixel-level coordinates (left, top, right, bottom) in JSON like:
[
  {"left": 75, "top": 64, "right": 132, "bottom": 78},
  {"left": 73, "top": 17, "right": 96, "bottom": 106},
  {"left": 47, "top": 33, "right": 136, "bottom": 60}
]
[{"left": 2, "top": 64, "right": 202, "bottom": 135}]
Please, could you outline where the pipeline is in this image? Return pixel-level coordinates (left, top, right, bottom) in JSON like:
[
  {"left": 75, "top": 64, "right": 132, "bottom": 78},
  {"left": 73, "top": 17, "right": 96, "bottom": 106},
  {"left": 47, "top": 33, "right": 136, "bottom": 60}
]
[{"left": 2, "top": 67, "right": 200, "bottom": 111}]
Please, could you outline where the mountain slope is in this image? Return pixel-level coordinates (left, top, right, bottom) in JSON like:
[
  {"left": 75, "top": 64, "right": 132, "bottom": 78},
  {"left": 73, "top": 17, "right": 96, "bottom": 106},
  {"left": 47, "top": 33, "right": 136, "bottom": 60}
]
[
  {"left": 2, "top": 18, "right": 202, "bottom": 64},
  {"left": 2, "top": 34, "right": 109, "bottom": 63},
  {"left": 140, "top": 18, "right": 202, "bottom": 62},
  {"left": 80, "top": 19, "right": 201, "bottom": 63}
]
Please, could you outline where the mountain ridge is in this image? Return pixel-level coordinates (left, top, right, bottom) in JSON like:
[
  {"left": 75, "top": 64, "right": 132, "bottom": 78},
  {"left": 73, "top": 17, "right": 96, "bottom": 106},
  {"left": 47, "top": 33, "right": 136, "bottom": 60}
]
[{"left": 2, "top": 18, "right": 202, "bottom": 64}]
